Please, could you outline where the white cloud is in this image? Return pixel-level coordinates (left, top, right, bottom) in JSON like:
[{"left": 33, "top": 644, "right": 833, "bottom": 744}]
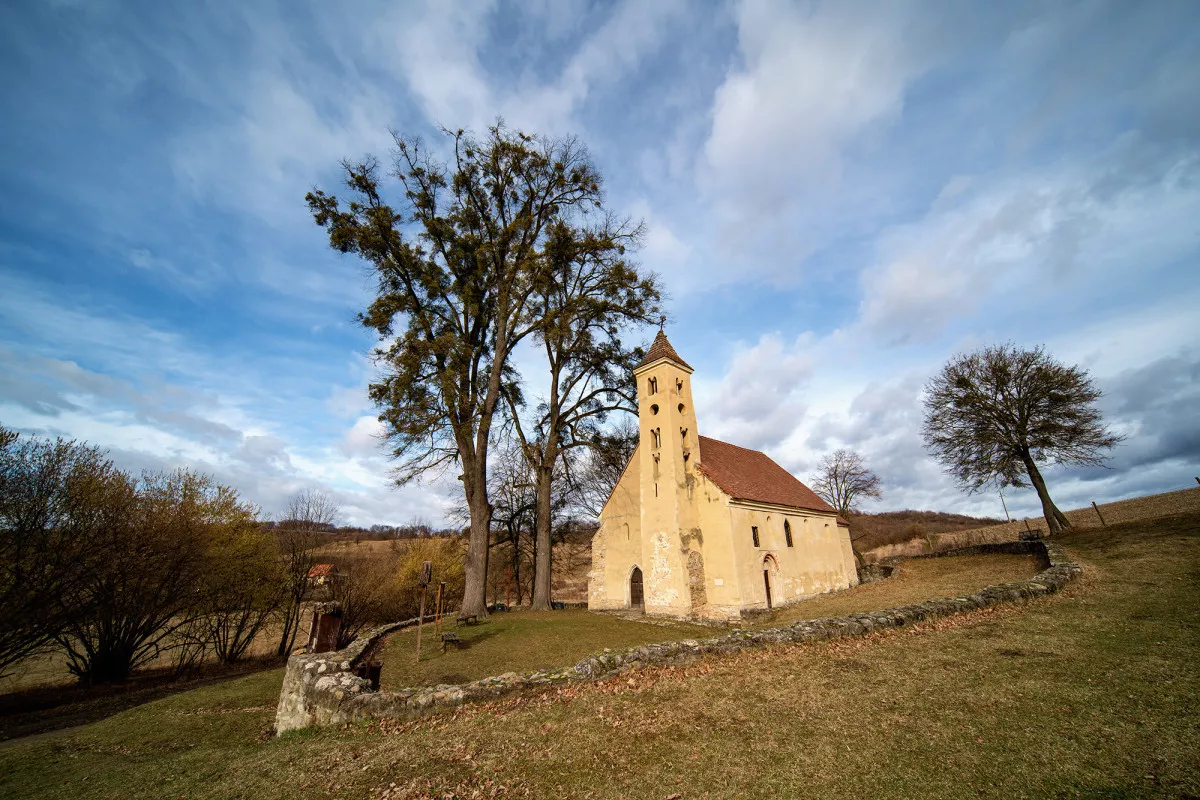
[
  {"left": 857, "top": 149, "right": 1200, "bottom": 343},
  {"left": 704, "top": 0, "right": 932, "bottom": 206},
  {"left": 699, "top": 331, "right": 815, "bottom": 451}
]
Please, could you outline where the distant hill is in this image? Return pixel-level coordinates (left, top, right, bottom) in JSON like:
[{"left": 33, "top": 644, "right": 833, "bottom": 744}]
[{"left": 846, "top": 509, "right": 1005, "bottom": 554}]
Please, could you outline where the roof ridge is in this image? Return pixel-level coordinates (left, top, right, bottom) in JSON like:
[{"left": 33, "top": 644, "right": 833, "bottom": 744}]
[{"left": 695, "top": 435, "right": 836, "bottom": 515}]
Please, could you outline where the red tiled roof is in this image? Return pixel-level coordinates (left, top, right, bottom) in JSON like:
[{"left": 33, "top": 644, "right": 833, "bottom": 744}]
[
  {"left": 836, "top": 515, "right": 850, "bottom": 527},
  {"left": 697, "top": 436, "right": 837, "bottom": 515},
  {"left": 636, "top": 331, "right": 692, "bottom": 371},
  {"left": 308, "top": 563, "right": 334, "bottom": 579}
]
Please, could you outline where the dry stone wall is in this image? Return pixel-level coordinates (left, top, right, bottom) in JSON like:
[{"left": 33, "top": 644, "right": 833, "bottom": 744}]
[
  {"left": 861, "top": 487, "right": 1200, "bottom": 564},
  {"left": 275, "top": 539, "right": 1082, "bottom": 735}
]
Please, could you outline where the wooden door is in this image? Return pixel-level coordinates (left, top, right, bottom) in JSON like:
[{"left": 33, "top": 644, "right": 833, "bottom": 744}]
[
  {"left": 630, "top": 567, "right": 644, "bottom": 608},
  {"left": 763, "top": 570, "right": 772, "bottom": 611}
]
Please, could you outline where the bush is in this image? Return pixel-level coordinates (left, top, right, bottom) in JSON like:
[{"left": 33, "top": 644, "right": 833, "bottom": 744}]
[{"left": 0, "top": 427, "right": 117, "bottom": 676}]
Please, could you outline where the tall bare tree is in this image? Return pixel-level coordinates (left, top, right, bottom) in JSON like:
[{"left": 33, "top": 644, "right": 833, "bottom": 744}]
[
  {"left": 274, "top": 489, "right": 340, "bottom": 657},
  {"left": 921, "top": 343, "right": 1123, "bottom": 536},
  {"left": 811, "top": 448, "right": 883, "bottom": 518},
  {"left": 484, "top": 442, "right": 539, "bottom": 606},
  {"left": 308, "top": 123, "right": 616, "bottom": 618},
  {"left": 506, "top": 220, "right": 661, "bottom": 609}
]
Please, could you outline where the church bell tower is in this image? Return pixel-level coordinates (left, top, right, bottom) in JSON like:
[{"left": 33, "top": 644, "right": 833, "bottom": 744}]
[{"left": 632, "top": 330, "right": 701, "bottom": 616}]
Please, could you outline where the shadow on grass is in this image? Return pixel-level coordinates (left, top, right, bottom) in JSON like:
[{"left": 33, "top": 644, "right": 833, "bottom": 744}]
[{"left": 0, "top": 656, "right": 285, "bottom": 744}]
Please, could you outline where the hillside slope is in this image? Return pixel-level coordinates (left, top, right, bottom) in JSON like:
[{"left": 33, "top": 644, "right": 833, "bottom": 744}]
[{"left": 847, "top": 509, "right": 1004, "bottom": 553}]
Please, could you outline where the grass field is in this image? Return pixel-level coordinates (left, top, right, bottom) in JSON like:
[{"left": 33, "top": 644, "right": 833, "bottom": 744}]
[
  {"left": 750, "top": 551, "right": 1042, "bottom": 626},
  {"left": 1, "top": 512, "right": 1197, "bottom": 799},
  {"left": 379, "top": 611, "right": 714, "bottom": 690}
]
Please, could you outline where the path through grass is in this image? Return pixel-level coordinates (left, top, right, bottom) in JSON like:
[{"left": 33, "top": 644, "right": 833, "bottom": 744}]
[{"left": 0, "top": 514, "right": 1196, "bottom": 798}]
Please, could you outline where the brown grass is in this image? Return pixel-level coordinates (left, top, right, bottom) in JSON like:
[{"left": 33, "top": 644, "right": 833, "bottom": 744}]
[
  {"left": 751, "top": 552, "right": 1042, "bottom": 626},
  {"left": 378, "top": 610, "right": 713, "bottom": 690},
  {"left": 847, "top": 509, "right": 1004, "bottom": 552},
  {"left": 1, "top": 513, "right": 1196, "bottom": 798}
]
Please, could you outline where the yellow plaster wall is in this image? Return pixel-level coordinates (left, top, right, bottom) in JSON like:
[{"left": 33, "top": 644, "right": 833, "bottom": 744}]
[
  {"left": 726, "top": 504, "right": 857, "bottom": 612},
  {"left": 588, "top": 448, "right": 642, "bottom": 610}
]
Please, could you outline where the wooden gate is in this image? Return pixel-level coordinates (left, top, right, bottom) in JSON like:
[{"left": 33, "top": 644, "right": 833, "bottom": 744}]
[{"left": 630, "top": 566, "right": 644, "bottom": 608}]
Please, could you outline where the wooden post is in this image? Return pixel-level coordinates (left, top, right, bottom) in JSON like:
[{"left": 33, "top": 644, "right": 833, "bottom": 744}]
[
  {"left": 435, "top": 582, "right": 445, "bottom": 637},
  {"left": 999, "top": 488, "right": 1011, "bottom": 522},
  {"left": 415, "top": 560, "right": 432, "bottom": 663},
  {"left": 1092, "top": 501, "right": 1107, "bottom": 527},
  {"left": 415, "top": 585, "right": 427, "bottom": 662}
]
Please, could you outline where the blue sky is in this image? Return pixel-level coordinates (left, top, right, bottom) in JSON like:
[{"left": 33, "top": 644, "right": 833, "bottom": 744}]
[{"left": 2, "top": 0, "right": 1198, "bottom": 526}]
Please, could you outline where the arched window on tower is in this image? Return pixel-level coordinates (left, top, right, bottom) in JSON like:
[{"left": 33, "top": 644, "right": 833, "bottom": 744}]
[
  {"left": 784, "top": 520, "right": 793, "bottom": 547},
  {"left": 651, "top": 428, "right": 661, "bottom": 449},
  {"left": 648, "top": 377, "right": 658, "bottom": 395}
]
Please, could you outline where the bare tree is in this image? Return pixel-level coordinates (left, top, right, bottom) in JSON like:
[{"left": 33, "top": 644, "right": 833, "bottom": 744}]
[
  {"left": 921, "top": 343, "right": 1123, "bottom": 536},
  {"left": 202, "top": 517, "right": 283, "bottom": 664},
  {"left": 274, "top": 489, "right": 341, "bottom": 657},
  {"left": 811, "top": 449, "right": 883, "bottom": 518},
  {"left": 59, "top": 470, "right": 256, "bottom": 684},
  {"left": 485, "top": 442, "right": 538, "bottom": 606},
  {"left": 280, "top": 488, "right": 340, "bottom": 531},
  {"left": 0, "top": 427, "right": 113, "bottom": 676},
  {"left": 506, "top": 219, "right": 660, "bottom": 609},
  {"left": 307, "top": 123, "right": 618, "bottom": 619}
]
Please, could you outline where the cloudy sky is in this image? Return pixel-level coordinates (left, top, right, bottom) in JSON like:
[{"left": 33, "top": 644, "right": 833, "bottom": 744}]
[{"left": 2, "top": 0, "right": 1197, "bottom": 526}]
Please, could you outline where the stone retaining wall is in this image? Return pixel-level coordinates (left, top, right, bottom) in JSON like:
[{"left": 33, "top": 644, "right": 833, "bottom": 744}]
[{"left": 274, "top": 540, "right": 1081, "bottom": 735}]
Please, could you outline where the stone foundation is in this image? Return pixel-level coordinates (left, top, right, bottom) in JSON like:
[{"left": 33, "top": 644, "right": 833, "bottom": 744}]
[{"left": 275, "top": 540, "right": 1082, "bottom": 735}]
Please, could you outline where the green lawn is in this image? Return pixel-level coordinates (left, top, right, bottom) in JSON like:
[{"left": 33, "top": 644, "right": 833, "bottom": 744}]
[
  {"left": 0, "top": 513, "right": 1197, "bottom": 799},
  {"left": 379, "top": 610, "right": 714, "bottom": 689}
]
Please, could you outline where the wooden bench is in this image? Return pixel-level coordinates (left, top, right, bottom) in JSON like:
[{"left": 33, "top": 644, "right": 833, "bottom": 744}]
[
  {"left": 440, "top": 632, "right": 462, "bottom": 652},
  {"left": 456, "top": 614, "right": 479, "bottom": 626}
]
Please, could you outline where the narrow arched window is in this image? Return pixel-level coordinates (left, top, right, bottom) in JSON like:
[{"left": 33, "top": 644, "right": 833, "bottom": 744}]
[
  {"left": 651, "top": 428, "right": 661, "bottom": 449},
  {"left": 784, "top": 520, "right": 793, "bottom": 547},
  {"left": 648, "top": 377, "right": 658, "bottom": 395},
  {"left": 751, "top": 526, "right": 760, "bottom": 548}
]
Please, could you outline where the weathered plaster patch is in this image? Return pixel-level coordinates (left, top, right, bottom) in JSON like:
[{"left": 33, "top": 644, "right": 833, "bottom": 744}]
[
  {"left": 649, "top": 530, "right": 680, "bottom": 606},
  {"left": 588, "top": 534, "right": 608, "bottom": 605}
]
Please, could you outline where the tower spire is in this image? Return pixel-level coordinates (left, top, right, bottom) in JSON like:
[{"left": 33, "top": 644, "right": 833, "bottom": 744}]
[{"left": 636, "top": 329, "right": 692, "bottom": 372}]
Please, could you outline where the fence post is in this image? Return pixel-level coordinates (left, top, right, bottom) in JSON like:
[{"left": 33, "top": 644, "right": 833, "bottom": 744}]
[{"left": 1091, "top": 501, "right": 1107, "bottom": 527}]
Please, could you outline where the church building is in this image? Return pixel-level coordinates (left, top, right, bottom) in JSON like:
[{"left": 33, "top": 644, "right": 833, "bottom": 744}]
[{"left": 588, "top": 331, "right": 859, "bottom": 620}]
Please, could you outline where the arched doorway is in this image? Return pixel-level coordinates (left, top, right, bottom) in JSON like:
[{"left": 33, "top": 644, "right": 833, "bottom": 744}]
[
  {"left": 629, "top": 566, "right": 644, "bottom": 609},
  {"left": 762, "top": 554, "right": 778, "bottom": 611}
]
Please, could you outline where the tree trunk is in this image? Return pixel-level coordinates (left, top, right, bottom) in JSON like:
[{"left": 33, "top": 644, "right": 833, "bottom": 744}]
[
  {"left": 1021, "top": 453, "right": 1072, "bottom": 536},
  {"left": 275, "top": 605, "right": 297, "bottom": 658},
  {"left": 509, "top": 523, "right": 523, "bottom": 606},
  {"left": 531, "top": 463, "right": 554, "bottom": 610},
  {"left": 460, "top": 462, "right": 492, "bottom": 619}
]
